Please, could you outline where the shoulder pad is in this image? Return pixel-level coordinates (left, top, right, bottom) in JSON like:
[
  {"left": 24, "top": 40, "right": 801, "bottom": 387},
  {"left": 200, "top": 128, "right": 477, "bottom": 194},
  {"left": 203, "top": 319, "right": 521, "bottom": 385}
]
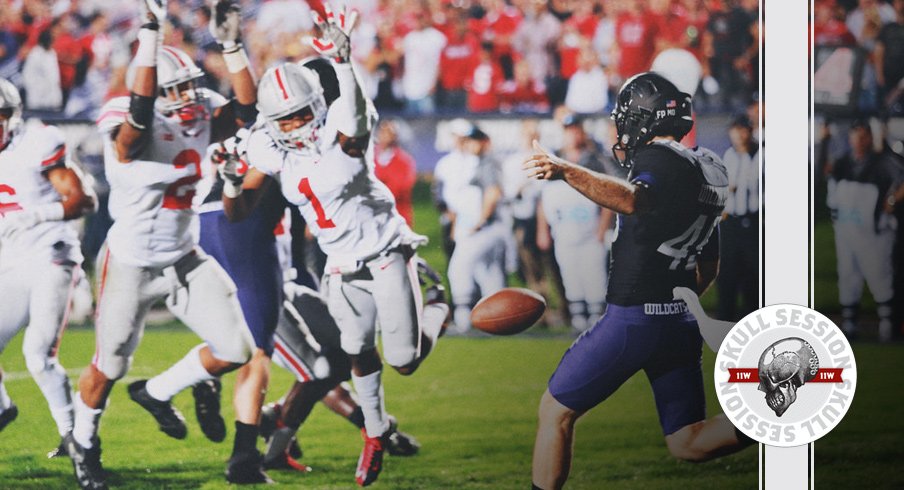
[
  {"left": 21, "top": 121, "right": 67, "bottom": 170},
  {"left": 96, "top": 96, "right": 131, "bottom": 133}
]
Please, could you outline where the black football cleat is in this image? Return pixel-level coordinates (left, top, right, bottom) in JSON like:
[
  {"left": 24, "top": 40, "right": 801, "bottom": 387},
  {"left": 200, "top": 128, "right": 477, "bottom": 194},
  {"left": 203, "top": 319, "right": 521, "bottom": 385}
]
[
  {"left": 192, "top": 379, "right": 226, "bottom": 442},
  {"left": 64, "top": 433, "right": 107, "bottom": 490},
  {"left": 226, "top": 450, "right": 274, "bottom": 484},
  {"left": 47, "top": 436, "right": 68, "bottom": 458},
  {"left": 386, "top": 415, "right": 420, "bottom": 456},
  {"left": 0, "top": 403, "right": 18, "bottom": 432},
  {"left": 128, "top": 380, "right": 187, "bottom": 439},
  {"left": 415, "top": 257, "right": 443, "bottom": 286}
]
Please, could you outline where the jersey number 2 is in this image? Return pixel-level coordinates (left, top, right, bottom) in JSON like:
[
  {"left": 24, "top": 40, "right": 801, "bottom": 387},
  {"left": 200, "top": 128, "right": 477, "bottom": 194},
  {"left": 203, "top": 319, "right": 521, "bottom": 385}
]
[
  {"left": 163, "top": 150, "right": 202, "bottom": 210},
  {"left": 0, "top": 184, "right": 22, "bottom": 217},
  {"left": 298, "top": 178, "right": 335, "bottom": 229}
]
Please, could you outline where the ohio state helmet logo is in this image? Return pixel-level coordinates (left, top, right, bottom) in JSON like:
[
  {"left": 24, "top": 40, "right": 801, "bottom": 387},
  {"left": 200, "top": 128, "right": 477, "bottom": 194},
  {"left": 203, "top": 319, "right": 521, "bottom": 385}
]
[{"left": 715, "top": 305, "right": 857, "bottom": 447}]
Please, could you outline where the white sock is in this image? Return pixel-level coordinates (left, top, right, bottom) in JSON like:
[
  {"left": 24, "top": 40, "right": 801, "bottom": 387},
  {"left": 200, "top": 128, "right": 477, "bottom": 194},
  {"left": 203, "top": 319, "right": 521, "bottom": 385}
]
[
  {"left": 31, "top": 360, "right": 74, "bottom": 435},
  {"left": 73, "top": 394, "right": 104, "bottom": 448},
  {"left": 419, "top": 303, "right": 449, "bottom": 359},
  {"left": 146, "top": 344, "right": 214, "bottom": 401},
  {"left": 51, "top": 403, "right": 75, "bottom": 436},
  {"left": 0, "top": 381, "right": 11, "bottom": 411},
  {"left": 351, "top": 370, "right": 388, "bottom": 438}
]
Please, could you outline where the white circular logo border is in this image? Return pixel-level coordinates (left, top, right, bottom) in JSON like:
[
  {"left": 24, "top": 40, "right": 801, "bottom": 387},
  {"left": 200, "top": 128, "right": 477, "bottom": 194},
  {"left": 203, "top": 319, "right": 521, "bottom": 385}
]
[{"left": 713, "top": 304, "right": 858, "bottom": 447}]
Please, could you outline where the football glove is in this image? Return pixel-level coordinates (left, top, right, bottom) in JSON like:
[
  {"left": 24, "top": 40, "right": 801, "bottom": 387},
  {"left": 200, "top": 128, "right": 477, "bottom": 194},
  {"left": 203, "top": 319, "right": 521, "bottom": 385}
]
[
  {"left": 214, "top": 130, "right": 248, "bottom": 198},
  {"left": 143, "top": 0, "right": 167, "bottom": 23},
  {"left": 307, "top": 4, "right": 357, "bottom": 64},
  {"left": 210, "top": 0, "right": 242, "bottom": 49}
]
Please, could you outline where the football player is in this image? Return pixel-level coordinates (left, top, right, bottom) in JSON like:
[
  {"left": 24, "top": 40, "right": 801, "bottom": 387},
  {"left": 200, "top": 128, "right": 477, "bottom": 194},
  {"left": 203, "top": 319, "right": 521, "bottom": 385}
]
[
  {"left": 65, "top": 1, "right": 258, "bottom": 488},
  {"left": 216, "top": 6, "right": 448, "bottom": 486},
  {"left": 259, "top": 272, "right": 427, "bottom": 470},
  {"left": 0, "top": 78, "right": 96, "bottom": 444},
  {"left": 524, "top": 73, "right": 755, "bottom": 490}
]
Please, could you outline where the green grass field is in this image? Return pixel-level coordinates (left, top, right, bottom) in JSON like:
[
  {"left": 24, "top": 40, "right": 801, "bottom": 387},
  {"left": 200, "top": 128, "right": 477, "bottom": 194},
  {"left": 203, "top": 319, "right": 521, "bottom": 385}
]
[
  {"left": 1, "top": 181, "right": 901, "bottom": 488},
  {"left": 1, "top": 328, "right": 901, "bottom": 489}
]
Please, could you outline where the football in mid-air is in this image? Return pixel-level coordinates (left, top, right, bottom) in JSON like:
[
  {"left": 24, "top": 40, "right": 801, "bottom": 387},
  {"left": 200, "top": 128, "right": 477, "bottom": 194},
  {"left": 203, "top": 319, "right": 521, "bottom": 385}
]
[{"left": 470, "top": 288, "right": 546, "bottom": 335}]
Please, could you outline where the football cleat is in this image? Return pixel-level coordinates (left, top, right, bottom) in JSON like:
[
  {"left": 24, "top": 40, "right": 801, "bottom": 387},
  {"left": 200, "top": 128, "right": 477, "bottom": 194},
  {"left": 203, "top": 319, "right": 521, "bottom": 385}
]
[
  {"left": 47, "top": 437, "right": 68, "bottom": 458},
  {"left": 128, "top": 380, "right": 187, "bottom": 439},
  {"left": 262, "top": 450, "right": 312, "bottom": 473},
  {"left": 0, "top": 403, "right": 18, "bottom": 432},
  {"left": 192, "top": 379, "right": 226, "bottom": 442},
  {"left": 416, "top": 258, "right": 443, "bottom": 288},
  {"left": 386, "top": 415, "right": 420, "bottom": 457},
  {"left": 260, "top": 402, "right": 303, "bottom": 459},
  {"left": 355, "top": 428, "right": 388, "bottom": 487},
  {"left": 64, "top": 433, "right": 106, "bottom": 490},
  {"left": 226, "top": 450, "right": 275, "bottom": 484}
]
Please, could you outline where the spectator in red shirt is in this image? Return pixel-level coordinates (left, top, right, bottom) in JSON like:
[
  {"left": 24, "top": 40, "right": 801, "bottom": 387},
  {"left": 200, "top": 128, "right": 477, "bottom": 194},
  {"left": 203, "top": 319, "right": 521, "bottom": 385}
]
[
  {"left": 374, "top": 120, "right": 417, "bottom": 227},
  {"left": 814, "top": 0, "right": 857, "bottom": 46},
  {"left": 467, "top": 41, "right": 503, "bottom": 113},
  {"left": 499, "top": 59, "right": 549, "bottom": 113},
  {"left": 613, "top": 0, "right": 659, "bottom": 83},
  {"left": 52, "top": 14, "right": 91, "bottom": 101},
  {"left": 484, "top": 0, "right": 522, "bottom": 79},
  {"left": 439, "top": 8, "right": 479, "bottom": 110}
]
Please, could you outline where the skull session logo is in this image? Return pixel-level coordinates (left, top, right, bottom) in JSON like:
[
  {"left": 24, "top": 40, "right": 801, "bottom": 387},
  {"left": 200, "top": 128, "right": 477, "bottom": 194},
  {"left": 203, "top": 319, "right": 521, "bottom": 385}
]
[{"left": 714, "top": 305, "right": 857, "bottom": 447}]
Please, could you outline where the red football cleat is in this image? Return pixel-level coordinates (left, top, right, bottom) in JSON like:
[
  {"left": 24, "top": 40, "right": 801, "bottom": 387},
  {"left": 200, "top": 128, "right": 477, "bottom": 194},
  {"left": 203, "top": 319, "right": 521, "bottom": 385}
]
[{"left": 355, "top": 428, "right": 387, "bottom": 486}]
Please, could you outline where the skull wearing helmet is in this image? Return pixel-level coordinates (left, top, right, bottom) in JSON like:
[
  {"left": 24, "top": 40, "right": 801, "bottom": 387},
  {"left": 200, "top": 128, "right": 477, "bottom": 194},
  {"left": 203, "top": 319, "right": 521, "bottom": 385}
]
[{"left": 757, "top": 338, "right": 819, "bottom": 417}]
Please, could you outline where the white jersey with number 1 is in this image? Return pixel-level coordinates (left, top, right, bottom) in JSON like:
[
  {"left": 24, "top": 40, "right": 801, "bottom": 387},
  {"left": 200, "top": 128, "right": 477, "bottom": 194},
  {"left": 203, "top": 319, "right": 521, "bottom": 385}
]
[
  {"left": 243, "top": 111, "right": 424, "bottom": 272},
  {"left": 96, "top": 90, "right": 227, "bottom": 268},
  {"left": 0, "top": 120, "right": 82, "bottom": 270}
]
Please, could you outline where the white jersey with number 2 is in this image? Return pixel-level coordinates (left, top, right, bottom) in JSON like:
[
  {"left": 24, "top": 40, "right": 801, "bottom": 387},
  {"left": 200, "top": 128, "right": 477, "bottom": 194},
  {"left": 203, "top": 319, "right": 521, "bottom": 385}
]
[{"left": 96, "top": 91, "right": 226, "bottom": 268}]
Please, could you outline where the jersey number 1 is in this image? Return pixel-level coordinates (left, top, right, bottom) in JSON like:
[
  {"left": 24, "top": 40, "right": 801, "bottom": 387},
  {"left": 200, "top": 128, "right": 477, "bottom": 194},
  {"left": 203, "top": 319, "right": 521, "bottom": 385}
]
[{"left": 298, "top": 178, "right": 336, "bottom": 229}]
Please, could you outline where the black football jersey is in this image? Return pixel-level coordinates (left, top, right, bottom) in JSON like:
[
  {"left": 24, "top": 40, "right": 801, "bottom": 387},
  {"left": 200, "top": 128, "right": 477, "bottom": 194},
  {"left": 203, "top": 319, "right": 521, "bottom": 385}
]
[{"left": 607, "top": 141, "right": 728, "bottom": 305}]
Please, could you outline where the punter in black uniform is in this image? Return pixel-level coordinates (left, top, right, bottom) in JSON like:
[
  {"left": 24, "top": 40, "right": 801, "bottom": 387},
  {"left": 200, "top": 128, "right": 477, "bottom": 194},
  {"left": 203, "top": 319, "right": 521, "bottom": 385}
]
[{"left": 524, "top": 72, "right": 755, "bottom": 490}]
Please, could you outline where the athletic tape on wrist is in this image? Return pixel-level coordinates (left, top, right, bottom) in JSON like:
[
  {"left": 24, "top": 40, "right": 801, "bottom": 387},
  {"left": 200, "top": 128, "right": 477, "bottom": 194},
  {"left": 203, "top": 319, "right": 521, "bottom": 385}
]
[
  {"left": 134, "top": 27, "right": 159, "bottom": 67},
  {"left": 222, "top": 47, "right": 249, "bottom": 73},
  {"left": 223, "top": 181, "right": 243, "bottom": 199}
]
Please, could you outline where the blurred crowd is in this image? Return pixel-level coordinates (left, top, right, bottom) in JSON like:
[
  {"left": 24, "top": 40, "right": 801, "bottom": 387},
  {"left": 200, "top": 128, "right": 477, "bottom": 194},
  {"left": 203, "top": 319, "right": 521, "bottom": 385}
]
[
  {"left": 1, "top": 0, "right": 764, "bottom": 119},
  {"left": 813, "top": 0, "right": 904, "bottom": 115}
]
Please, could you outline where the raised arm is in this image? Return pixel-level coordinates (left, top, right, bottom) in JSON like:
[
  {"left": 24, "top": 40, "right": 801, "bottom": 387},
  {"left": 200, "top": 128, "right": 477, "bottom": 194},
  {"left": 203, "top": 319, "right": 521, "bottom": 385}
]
[
  {"left": 209, "top": 0, "right": 258, "bottom": 140},
  {"left": 524, "top": 140, "right": 647, "bottom": 215},
  {"left": 307, "top": 5, "right": 371, "bottom": 156},
  {"left": 113, "top": 0, "right": 166, "bottom": 162}
]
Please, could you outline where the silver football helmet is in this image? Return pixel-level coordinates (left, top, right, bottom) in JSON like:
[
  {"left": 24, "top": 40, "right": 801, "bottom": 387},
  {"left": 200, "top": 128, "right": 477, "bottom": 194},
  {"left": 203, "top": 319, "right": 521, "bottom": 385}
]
[
  {"left": 126, "top": 46, "right": 208, "bottom": 123},
  {"left": 258, "top": 63, "right": 327, "bottom": 153},
  {"left": 0, "top": 78, "right": 23, "bottom": 150}
]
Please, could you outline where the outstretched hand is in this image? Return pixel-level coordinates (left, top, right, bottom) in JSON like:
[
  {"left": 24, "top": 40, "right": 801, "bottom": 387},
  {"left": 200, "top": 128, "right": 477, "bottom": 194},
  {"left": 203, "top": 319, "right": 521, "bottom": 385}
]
[
  {"left": 209, "top": 0, "right": 242, "bottom": 48},
  {"left": 306, "top": 3, "right": 358, "bottom": 63},
  {"left": 523, "top": 140, "right": 567, "bottom": 181},
  {"left": 143, "top": 0, "right": 167, "bottom": 23}
]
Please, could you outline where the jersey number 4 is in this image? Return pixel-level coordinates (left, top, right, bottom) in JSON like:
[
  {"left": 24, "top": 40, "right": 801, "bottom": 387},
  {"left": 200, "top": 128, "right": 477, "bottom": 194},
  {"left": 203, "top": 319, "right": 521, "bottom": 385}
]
[
  {"left": 163, "top": 150, "right": 202, "bottom": 210},
  {"left": 657, "top": 215, "right": 718, "bottom": 271},
  {"left": 298, "top": 178, "right": 336, "bottom": 229}
]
